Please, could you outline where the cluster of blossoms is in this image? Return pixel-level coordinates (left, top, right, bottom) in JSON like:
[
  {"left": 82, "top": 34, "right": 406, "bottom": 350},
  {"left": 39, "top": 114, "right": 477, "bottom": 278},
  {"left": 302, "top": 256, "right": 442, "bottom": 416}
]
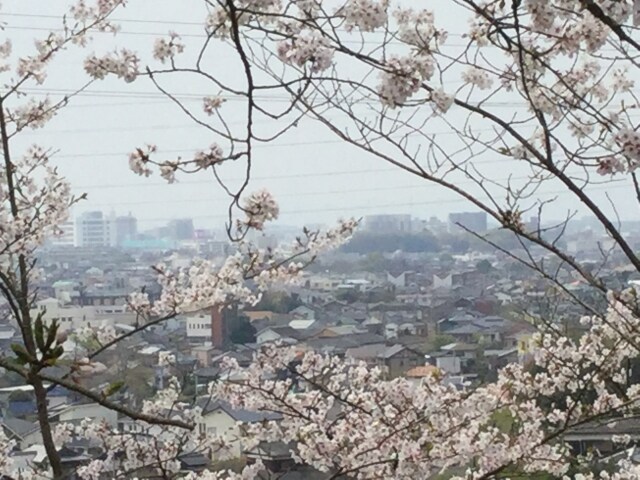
[
  {"left": 595, "top": 128, "right": 640, "bottom": 176},
  {"left": 277, "top": 31, "right": 334, "bottom": 73},
  {"left": 340, "top": 0, "right": 389, "bottom": 32},
  {"left": 8, "top": 98, "right": 56, "bottom": 131},
  {"left": 239, "top": 189, "right": 279, "bottom": 231},
  {"left": 84, "top": 48, "right": 140, "bottom": 82},
  {"left": 614, "top": 128, "right": 640, "bottom": 166},
  {"left": 0, "top": 146, "right": 73, "bottom": 260},
  {"left": 394, "top": 7, "right": 443, "bottom": 50},
  {"left": 153, "top": 31, "right": 185, "bottom": 64},
  {"left": 378, "top": 54, "right": 434, "bottom": 107},
  {"left": 461, "top": 67, "right": 493, "bottom": 90},
  {"left": 127, "top": 291, "right": 151, "bottom": 314},
  {"left": 431, "top": 88, "right": 454, "bottom": 114},
  {"left": 128, "top": 144, "right": 224, "bottom": 183},
  {"left": 74, "top": 324, "right": 117, "bottom": 347},
  {"left": 596, "top": 156, "right": 626, "bottom": 176}
]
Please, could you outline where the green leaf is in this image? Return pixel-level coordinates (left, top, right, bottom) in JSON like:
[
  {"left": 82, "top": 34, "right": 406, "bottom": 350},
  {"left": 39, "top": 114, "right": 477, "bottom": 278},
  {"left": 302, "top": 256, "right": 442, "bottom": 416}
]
[
  {"left": 10, "top": 343, "right": 34, "bottom": 365},
  {"left": 34, "top": 315, "right": 46, "bottom": 353},
  {"left": 50, "top": 345, "right": 64, "bottom": 360},
  {"left": 45, "top": 319, "right": 59, "bottom": 350}
]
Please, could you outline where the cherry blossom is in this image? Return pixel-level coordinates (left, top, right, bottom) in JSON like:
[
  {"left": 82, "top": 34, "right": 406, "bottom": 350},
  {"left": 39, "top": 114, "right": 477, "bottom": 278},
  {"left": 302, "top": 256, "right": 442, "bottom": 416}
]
[
  {"left": 240, "top": 189, "right": 279, "bottom": 231},
  {"left": 203, "top": 95, "right": 225, "bottom": 114},
  {"left": 153, "top": 31, "right": 185, "bottom": 64},
  {"left": 277, "top": 31, "right": 334, "bottom": 73},
  {"left": 340, "top": 0, "right": 389, "bottom": 32},
  {"left": 84, "top": 48, "right": 140, "bottom": 82}
]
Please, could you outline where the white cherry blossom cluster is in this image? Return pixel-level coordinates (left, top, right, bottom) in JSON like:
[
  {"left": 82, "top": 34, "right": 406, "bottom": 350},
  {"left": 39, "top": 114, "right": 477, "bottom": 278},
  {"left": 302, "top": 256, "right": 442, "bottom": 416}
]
[
  {"left": 153, "top": 31, "right": 185, "bottom": 64},
  {"left": 394, "top": 7, "right": 443, "bottom": 51},
  {"left": 8, "top": 98, "right": 55, "bottom": 131},
  {"left": 239, "top": 189, "right": 279, "bottom": 231},
  {"left": 614, "top": 128, "right": 640, "bottom": 166},
  {"left": 378, "top": 53, "right": 434, "bottom": 107},
  {"left": 0, "top": 39, "right": 11, "bottom": 73},
  {"left": 128, "top": 144, "right": 155, "bottom": 177},
  {"left": 277, "top": 31, "right": 334, "bottom": 73},
  {"left": 461, "top": 67, "right": 493, "bottom": 90},
  {"left": 84, "top": 48, "right": 139, "bottom": 82},
  {"left": 596, "top": 156, "right": 626, "bottom": 176},
  {"left": 0, "top": 146, "right": 73, "bottom": 259},
  {"left": 340, "top": 0, "right": 389, "bottom": 32},
  {"left": 295, "top": 217, "right": 359, "bottom": 256},
  {"left": 127, "top": 144, "right": 224, "bottom": 183},
  {"left": 74, "top": 324, "right": 117, "bottom": 347},
  {"left": 431, "top": 88, "right": 454, "bottom": 114}
]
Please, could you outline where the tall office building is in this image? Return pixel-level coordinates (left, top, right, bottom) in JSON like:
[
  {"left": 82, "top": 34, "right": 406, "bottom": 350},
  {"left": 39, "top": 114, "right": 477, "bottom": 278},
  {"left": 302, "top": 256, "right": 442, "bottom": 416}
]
[
  {"left": 75, "top": 211, "right": 114, "bottom": 247},
  {"left": 115, "top": 214, "right": 138, "bottom": 246},
  {"left": 168, "top": 218, "right": 195, "bottom": 240}
]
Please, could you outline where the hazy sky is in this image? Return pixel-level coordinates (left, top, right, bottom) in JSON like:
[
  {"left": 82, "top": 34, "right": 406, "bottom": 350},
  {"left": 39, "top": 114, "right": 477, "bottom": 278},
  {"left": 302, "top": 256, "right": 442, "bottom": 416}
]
[{"left": 2, "top": 1, "right": 634, "bottom": 234}]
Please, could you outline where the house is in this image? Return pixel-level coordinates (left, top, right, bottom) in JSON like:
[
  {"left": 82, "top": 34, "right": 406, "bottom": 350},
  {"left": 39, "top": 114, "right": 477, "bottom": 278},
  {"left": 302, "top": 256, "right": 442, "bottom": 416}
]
[
  {"left": 345, "top": 344, "right": 424, "bottom": 378},
  {"left": 288, "top": 318, "right": 318, "bottom": 330},
  {"left": 185, "top": 312, "right": 212, "bottom": 343},
  {"left": 404, "top": 365, "right": 440, "bottom": 386},
  {"left": 256, "top": 326, "right": 304, "bottom": 345},
  {"left": 483, "top": 348, "right": 518, "bottom": 371},
  {"left": 289, "top": 305, "right": 316, "bottom": 320},
  {"left": 439, "top": 343, "right": 478, "bottom": 371},
  {"left": 304, "top": 333, "right": 387, "bottom": 356},
  {"left": 564, "top": 418, "right": 640, "bottom": 457},
  {"left": 244, "top": 310, "right": 276, "bottom": 323},
  {"left": 313, "top": 325, "right": 365, "bottom": 338},
  {"left": 49, "top": 402, "right": 119, "bottom": 428},
  {"left": 386, "top": 271, "right": 411, "bottom": 288},
  {"left": 2, "top": 418, "right": 40, "bottom": 449},
  {"left": 433, "top": 273, "right": 453, "bottom": 290},
  {"left": 191, "top": 345, "right": 219, "bottom": 368},
  {"left": 197, "top": 399, "right": 281, "bottom": 459}
]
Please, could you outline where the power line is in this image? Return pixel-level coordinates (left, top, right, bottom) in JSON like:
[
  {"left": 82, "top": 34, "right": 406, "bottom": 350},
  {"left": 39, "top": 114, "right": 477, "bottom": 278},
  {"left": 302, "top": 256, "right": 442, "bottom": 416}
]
[
  {"left": 82, "top": 174, "right": 627, "bottom": 207},
  {"left": 69, "top": 156, "right": 563, "bottom": 189}
]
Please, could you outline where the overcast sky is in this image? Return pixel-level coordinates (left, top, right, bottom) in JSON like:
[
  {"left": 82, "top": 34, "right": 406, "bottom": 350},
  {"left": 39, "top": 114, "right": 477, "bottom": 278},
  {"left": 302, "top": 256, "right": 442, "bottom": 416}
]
[{"left": 1, "top": 1, "right": 634, "bottom": 235}]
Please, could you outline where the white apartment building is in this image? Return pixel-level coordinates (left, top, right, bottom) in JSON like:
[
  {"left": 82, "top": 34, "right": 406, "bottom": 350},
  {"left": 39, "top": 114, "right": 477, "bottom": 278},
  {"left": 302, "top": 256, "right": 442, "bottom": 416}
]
[
  {"left": 75, "top": 211, "right": 116, "bottom": 248},
  {"left": 186, "top": 312, "right": 211, "bottom": 342}
]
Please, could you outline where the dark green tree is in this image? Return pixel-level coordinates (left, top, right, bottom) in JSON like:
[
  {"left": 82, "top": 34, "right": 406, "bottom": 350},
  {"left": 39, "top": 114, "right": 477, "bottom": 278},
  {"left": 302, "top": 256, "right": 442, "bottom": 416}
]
[{"left": 229, "top": 316, "right": 257, "bottom": 344}]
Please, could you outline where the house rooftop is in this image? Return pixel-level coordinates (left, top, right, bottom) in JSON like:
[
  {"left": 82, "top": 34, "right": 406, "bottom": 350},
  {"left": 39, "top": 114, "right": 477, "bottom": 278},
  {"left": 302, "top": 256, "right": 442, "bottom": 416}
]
[
  {"left": 196, "top": 398, "right": 282, "bottom": 423},
  {"left": 405, "top": 365, "right": 440, "bottom": 378}
]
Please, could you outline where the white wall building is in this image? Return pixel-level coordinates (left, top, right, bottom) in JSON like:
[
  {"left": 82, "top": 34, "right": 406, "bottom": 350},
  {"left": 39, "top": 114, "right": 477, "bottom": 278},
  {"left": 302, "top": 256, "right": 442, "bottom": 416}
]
[
  {"left": 30, "top": 298, "right": 137, "bottom": 332},
  {"left": 75, "top": 211, "right": 116, "bottom": 247},
  {"left": 186, "top": 312, "right": 211, "bottom": 342}
]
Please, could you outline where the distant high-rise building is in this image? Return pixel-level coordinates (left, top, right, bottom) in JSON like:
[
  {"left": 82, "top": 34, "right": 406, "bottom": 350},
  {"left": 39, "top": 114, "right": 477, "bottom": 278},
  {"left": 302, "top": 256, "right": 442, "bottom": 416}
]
[
  {"left": 49, "top": 220, "right": 75, "bottom": 247},
  {"left": 168, "top": 218, "right": 195, "bottom": 240},
  {"left": 448, "top": 212, "right": 488, "bottom": 233},
  {"left": 364, "top": 214, "right": 413, "bottom": 233},
  {"left": 115, "top": 214, "right": 137, "bottom": 246},
  {"left": 75, "top": 211, "right": 114, "bottom": 247}
]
